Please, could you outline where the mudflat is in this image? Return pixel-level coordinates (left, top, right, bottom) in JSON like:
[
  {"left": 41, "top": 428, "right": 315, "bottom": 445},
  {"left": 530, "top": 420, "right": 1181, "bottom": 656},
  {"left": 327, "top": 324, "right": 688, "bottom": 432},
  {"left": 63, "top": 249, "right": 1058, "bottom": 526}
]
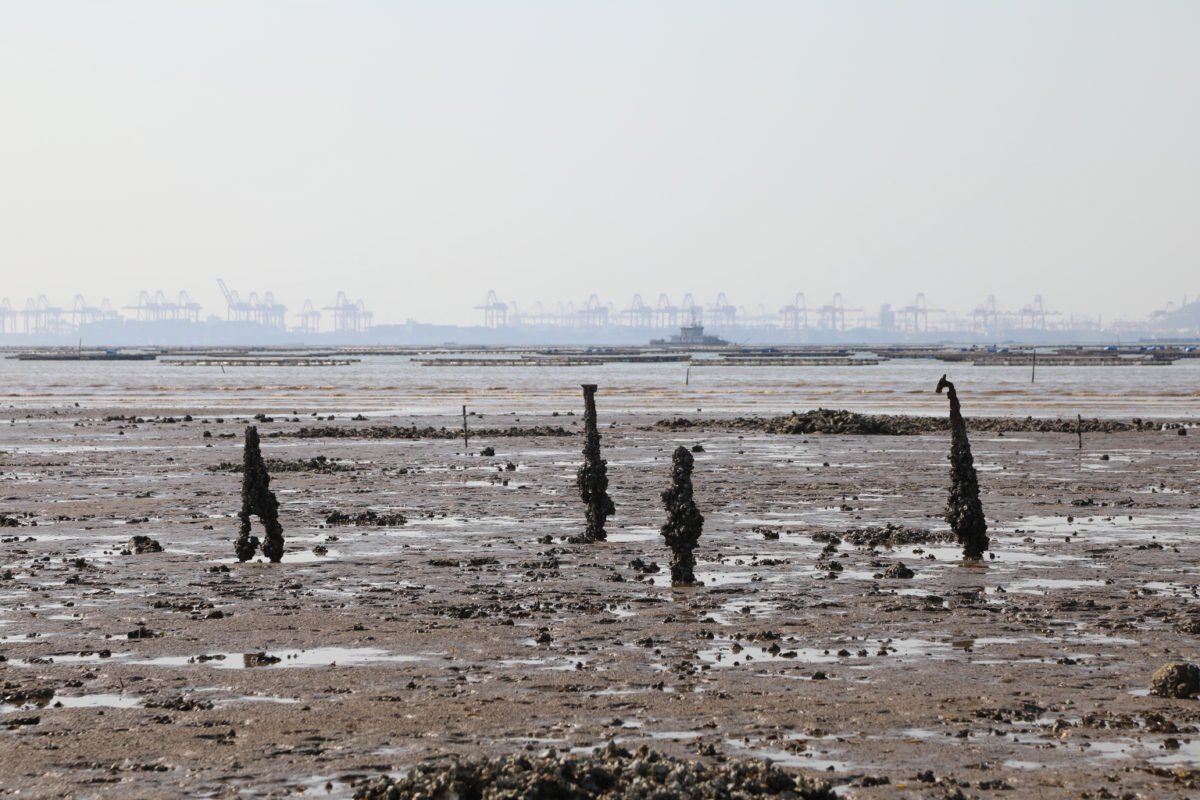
[{"left": 1, "top": 388, "right": 1199, "bottom": 798}]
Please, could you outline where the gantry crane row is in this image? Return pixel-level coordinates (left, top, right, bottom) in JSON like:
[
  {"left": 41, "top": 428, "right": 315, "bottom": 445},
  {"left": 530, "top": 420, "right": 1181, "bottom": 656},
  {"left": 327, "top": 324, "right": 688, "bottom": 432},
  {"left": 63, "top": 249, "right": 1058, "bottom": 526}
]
[
  {"left": 816, "top": 293, "right": 863, "bottom": 331},
  {"left": 71, "top": 295, "right": 120, "bottom": 328},
  {"left": 475, "top": 289, "right": 508, "bottom": 328},
  {"left": 707, "top": 293, "right": 737, "bottom": 328},
  {"left": 324, "top": 291, "right": 373, "bottom": 333},
  {"left": 556, "top": 301, "right": 576, "bottom": 327},
  {"left": 1017, "top": 294, "right": 1062, "bottom": 330},
  {"left": 621, "top": 294, "right": 654, "bottom": 327},
  {"left": 506, "top": 300, "right": 525, "bottom": 325},
  {"left": 217, "top": 280, "right": 287, "bottom": 327},
  {"left": 654, "top": 294, "right": 680, "bottom": 328},
  {"left": 20, "top": 295, "right": 66, "bottom": 335},
  {"left": 298, "top": 300, "right": 322, "bottom": 334},
  {"left": 577, "top": 294, "right": 609, "bottom": 328},
  {"left": 738, "top": 304, "right": 776, "bottom": 329},
  {"left": 0, "top": 298, "right": 17, "bottom": 335},
  {"left": 897, "top": 293, "right": 945, "bottom": 334},
  {"left": 780, "top": 292, "right": 811, "bottom": 330},
  {"left": 125, "top": 290, "right": 202, "bottom": 322},
  {"left": 216, "top": 278, "right": 251, "bottom": 321},
  {"left": 679, "top": 293, "right": 703, "bottom": 326},
  {"left": 970, "top": 294, "right": 1003, "bottom": 333}
]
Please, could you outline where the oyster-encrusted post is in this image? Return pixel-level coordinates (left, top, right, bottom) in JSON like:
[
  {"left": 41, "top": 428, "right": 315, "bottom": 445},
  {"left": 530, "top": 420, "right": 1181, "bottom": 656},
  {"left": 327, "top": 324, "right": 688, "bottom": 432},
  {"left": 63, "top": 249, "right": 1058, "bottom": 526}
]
[
  {"left": 235, "top": 425, "right": 285, "bottom": 562},
  {"left": 576, "top": 384, "right": 615, "bottom": 542},
  {"left": 936, "top": 375, "right": 988, "bottom": 559}
]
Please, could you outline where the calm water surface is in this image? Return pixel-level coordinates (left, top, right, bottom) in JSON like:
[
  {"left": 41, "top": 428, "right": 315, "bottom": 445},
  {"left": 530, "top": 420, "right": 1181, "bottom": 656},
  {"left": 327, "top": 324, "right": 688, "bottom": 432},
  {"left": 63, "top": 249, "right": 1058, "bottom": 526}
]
[{"left": 1, "top": 356, "right": 1196, "bottom": 419}]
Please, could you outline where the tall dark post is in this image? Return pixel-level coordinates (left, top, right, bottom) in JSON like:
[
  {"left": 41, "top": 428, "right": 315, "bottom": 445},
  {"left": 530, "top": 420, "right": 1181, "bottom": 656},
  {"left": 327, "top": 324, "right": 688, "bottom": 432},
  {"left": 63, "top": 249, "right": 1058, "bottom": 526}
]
[
  {"left": 235, "top": 425, "right": 285, "bottom": 562},
  {"left": 576, "top": 384, "right": 615, "bottom": 542},
  {"left": 661, "top": 446, "right": 704, "bottom": 585},
  {"left": 462, "top": 405, "right": 470, "bottom": 453},
  {"left": 935, "top": 375, "right": 989, "bottom": 559}
]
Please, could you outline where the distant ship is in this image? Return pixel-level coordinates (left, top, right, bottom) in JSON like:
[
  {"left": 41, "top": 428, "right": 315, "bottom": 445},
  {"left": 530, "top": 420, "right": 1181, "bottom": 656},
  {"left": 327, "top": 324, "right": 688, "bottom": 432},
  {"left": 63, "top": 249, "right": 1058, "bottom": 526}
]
[{"left": 650, "top": 324, "right": 729, "bottom": 347}]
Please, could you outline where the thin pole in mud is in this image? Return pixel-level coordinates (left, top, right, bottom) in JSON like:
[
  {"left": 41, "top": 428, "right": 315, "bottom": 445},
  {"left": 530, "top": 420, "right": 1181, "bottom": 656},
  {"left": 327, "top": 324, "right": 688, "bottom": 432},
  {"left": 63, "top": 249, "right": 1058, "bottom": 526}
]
[
  {"left": 1031, "top": 351, "right": 1036, "bottom": 384},
  {"left": 462, "top": 405, "right": 469, "bottom": 454},
  {"left": 686, "top": 367, "right": 690, "bottom": 386},
  {"left": 1077, "top": 414, "right": 1083, "bottom": 450}
]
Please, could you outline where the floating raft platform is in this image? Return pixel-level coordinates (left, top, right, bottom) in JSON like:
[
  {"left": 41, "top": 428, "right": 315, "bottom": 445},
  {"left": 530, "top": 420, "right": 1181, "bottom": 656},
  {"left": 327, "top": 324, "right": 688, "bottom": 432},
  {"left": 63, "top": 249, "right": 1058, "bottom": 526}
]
[
  {"left": 163, "top": 357, "right": 360, "bottom": 367},
  {"left": 419, "top": 354, "right": 692, "bottom": 366},
  {"left": 706, "top": 357, "right": 880, "bottom": 367},
  {"left": 970, "top": 357, "right": 1174, "bottom": 367},
  {"left": 13, "top": 352, "right": 158, "bottom": 361}
]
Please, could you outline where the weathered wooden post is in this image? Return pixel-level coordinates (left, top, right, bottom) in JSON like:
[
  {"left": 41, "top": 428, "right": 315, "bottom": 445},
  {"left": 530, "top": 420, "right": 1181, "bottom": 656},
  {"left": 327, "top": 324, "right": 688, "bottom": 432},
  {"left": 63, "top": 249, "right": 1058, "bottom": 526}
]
[
  {"left": 576, "top": 384, "right": 615, "bottom": 542},
  {"left": 235, "top": 425, "right": 285, "bottom": 562},
  {"left": 661, "top": 446, "right": 703, "bottom": 585},
  {"left": 935, "top": 375, "right": 988, "bottom": 559},
  {"left": 462, "top": 404, "right": 470, "bottom": 453}
]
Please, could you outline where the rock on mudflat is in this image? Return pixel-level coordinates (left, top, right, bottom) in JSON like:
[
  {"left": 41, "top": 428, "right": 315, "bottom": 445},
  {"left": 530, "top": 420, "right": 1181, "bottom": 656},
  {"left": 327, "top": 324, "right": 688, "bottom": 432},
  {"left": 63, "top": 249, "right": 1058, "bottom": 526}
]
[
  {"left": 882, "top": 561, "right": 915, "bottom": 579},
  {"left": 124, "top": 535, "right": 163, "bottom": 554},
  {"left": 1151, "top": 662, "right": 1200, "bottom": 698},
  {"left": 352, "top": 742, "right": 837, "bottom": 799}
]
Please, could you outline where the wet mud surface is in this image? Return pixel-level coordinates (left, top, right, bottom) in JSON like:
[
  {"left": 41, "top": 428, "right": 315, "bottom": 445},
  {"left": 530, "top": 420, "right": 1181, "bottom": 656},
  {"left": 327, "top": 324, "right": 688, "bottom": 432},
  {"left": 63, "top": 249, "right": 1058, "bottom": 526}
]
[{"left": 1, "top": 398, "right": 1199, "bottom": 797}]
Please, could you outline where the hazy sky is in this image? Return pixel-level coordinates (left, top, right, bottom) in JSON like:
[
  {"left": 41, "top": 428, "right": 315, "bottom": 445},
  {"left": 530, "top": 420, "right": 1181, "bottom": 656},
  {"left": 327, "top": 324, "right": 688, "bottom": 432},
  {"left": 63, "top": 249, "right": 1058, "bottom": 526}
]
[{"left": 2, "top": 1, "right": 1197, "bottom": 326}]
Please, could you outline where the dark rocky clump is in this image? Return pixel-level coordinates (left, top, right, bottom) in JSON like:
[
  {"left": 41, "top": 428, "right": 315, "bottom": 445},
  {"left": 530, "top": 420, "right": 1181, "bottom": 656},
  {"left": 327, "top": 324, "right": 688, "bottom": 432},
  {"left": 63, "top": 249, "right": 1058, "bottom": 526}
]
[
  {"left": 936, "top": 376, "right": 989, "bottom": 559},
  {"left": 0, "top": 515, "right": 22, "bottom": 528},
  {"left": 123, "top": 535, "right": 163, "bottom": 555},
  {"left": 576, "top": 385, "right": 615, "bottom": 543},
  {"left": 882, "top": 561, "right": 915, "bottom": 579},
  {"left": 324, "top": 510, "right": 407, "bottom": 527},
  {"left": 352, "top": 742, "right": 837, "bottom": 799},
  {"left": 210, "top": 455, "right": 360, "bottom": 473},
  {"left": 661, "top": 446, "right": 704, "bottom": 585},
  {"left": 656, "top": 410, "right": 1147, "bottom": 436},
  {"left": 243, "top": 652, "right": 282, "bottom": 667},
  {"left": 144, "top": 694, "right": 214, "bottom": 711},
  {"left": 1, "top": 684, "right": 55, "bottom": 706},
  {"left": 1151, "top": 662, "right": 1200, "bottom": 698},
  {"left": 842, "top": 523, "right": 952, "bottom": 548},
  {"left": 290, "top": 425, "right": 572, "bottom": 440},
  {"left": 234, "top": 426, "right": 285, "bottom": 563}
]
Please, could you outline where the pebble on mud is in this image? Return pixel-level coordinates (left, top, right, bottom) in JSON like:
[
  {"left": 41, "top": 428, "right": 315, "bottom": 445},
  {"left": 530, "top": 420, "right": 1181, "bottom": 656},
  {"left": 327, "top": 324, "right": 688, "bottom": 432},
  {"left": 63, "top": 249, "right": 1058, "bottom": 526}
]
[{"left": 1150, "top": 662, "right": 1200, "bottom": 698}]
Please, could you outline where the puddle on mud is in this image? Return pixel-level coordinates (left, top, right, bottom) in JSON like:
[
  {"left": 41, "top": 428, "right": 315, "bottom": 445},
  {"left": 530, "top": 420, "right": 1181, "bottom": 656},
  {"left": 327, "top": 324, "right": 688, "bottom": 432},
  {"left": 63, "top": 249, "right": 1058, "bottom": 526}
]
[
  {"left": 723, "top": 737, "right": 849, "bottom": 771},
  {"left": 130, "top": 647, "right": 430, "bottom": 669},
  {"left": 1002, "top": 578, "right": 1107, "bottom": 594},
  {"left": 1085, "top": 737, "right": 1200, "bottom": 766},
  {"left": 213, "top": 694, "right": 303, "bottom": 707},
  {"left": 2, "top": 693, "right": 142, "bottom": 713},
  {"left": 608, "top": 527, "right": 659, "bottom": 544},
  {"left": 1015, "top": 514, "right": 1200, "bottom": 545}
]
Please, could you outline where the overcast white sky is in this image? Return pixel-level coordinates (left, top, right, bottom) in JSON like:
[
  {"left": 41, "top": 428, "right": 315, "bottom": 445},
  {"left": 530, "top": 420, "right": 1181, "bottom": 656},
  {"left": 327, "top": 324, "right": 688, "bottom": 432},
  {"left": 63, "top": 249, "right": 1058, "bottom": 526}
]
[{"left": 1, "top": 1, "right": 1197, "bottom": 326}]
